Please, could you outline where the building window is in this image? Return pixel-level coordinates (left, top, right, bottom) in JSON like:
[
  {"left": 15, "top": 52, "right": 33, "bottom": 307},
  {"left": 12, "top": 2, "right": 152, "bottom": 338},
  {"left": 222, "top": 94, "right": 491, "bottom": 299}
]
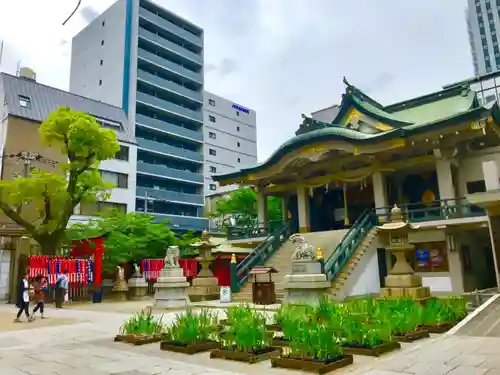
[
  {"left": 209, "top": 149, "right": 216, "bottom": 156},
  {"left": 237, "top": 157, "right": 241, "bottom": 163},
  {"left": 208, "top": 99, "right": 215, "bottom": 106},
  {"left": 467, "top": 180, "right": 486, "bottom": 194},
  {"left": 102, "top": 20, "right": 105, "bottom": 26},
  {"left": 209, "top": 115, "right": 216, "bottom": 123},
  {"left": 237, "top": 142, "right": 240, "bottom": 147},
  {"left": 18, "top": 95, "right": 31, "bottom": 108},
  {"left": 209, "top": 132, "right": 216, "bottom": 139},
  {"left": 100, "top": 170, "right": 128, "bottom": 188},
  {"left": 209, "top": 184, "right": 217, "bottom": 191},
  {"left": 100, "top": 59, "right": 103, "bottom": 66},
  {"left": 80, "top": 201, "right": 127, "bottom": 216},
  {"left": 115, "top": 145, "right": 129, "bottom": 161},
  {"left": 236, "top": 111, "right": 240, "bottom": 116},
  {"left": 209, "top": 166, "right": 216, "bottom": 173},
  {"left": 99, "top": 79, "right": 102, "bottom": 86},
  {"left": 237, "top": 126, "right": 240, "bottom": 131},
  {"left": 101, "top": 40, "right": 104, "bottom": 46}
]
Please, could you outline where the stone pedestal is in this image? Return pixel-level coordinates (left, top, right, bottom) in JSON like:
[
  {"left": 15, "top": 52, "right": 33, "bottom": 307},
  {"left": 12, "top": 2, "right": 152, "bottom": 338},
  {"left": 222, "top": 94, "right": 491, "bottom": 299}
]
[
  {"left": 112, "top": 280, "right": 129, "bottom": 301},
  {"left": 154, "top": 267, "right": 190, "bottom": 309},
  {"left": 283, "top": 260, "right": 330, "bottom": 305},
  {"left": 128, "top": 274, "right": 149, "bottom": 301},
  {"left": 189, "top": 258, "right": 220, "bottom": 302}
]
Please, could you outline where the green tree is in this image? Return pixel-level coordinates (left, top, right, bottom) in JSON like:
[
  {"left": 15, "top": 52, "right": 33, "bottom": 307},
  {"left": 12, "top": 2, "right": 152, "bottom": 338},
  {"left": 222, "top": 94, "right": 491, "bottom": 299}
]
[
  {"left": 208, "top": 188, "right": 282, "bottom": 228},
  {"left": 0, "top": 107, "right": 119, "bottom": 255},
  {"left": 66, "top": 211, "right": 199, "bottom": 273}
]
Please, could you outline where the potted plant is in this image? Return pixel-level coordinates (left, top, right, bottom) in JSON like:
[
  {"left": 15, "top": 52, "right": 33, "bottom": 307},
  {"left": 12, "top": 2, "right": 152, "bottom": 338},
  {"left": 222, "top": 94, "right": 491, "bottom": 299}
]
[
  {"left": 211, "top": 309, "right": 279, "bottom": 364},
  {"left": 389, "top": 300, "right": 429, "bottom": 342},
  {"left": 342, "top": 312, "right": 400, "bottom": 357},
  {"left": 114, "top": 309, "right": 164, "bottom": 345},
  {"left": 220, "top": 304, "right": 253, "bottom": 327},
  {"left": 161, "top": 308, "right": 219, "bottom": 354},
  {"left": 273, "top": 305, "right": 305, "bottom": 347},
  {"left": 420, "top": 297, "right": 467, "bottom": 333},
  {"left": 271, "top": 321, "right": 353, "bottom": 373}
]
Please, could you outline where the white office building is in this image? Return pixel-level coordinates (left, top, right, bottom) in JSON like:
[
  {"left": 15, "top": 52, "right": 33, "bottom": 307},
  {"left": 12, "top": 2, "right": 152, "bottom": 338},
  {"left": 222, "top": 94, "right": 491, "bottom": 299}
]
[
  {"left": 467, "top": 0, "right": 500, "bottom": 75},
  {"left": 203, "top": 91, "right": 257, "bottom": 195}
]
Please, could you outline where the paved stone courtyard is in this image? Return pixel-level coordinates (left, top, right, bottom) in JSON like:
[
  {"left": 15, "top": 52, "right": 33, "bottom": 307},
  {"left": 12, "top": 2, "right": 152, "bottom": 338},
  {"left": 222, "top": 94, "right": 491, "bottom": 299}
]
[{"left": 0, "top": 301, "right": 500, "bottom": 375}]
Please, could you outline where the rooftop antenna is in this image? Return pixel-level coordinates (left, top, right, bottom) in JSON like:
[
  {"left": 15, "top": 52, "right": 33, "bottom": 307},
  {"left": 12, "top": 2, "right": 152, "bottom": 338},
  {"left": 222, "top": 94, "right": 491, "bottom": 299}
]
[
  {"left": 15, "top": 61, "right": 21, "bottom": 76},
  {"left": 63, "top": 0, "right": 82, "bottom": 25}
]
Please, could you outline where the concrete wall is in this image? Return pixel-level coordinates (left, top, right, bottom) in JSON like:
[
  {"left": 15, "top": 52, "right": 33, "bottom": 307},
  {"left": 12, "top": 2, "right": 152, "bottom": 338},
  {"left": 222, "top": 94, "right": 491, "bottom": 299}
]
[
  {"left": 458, "top": 146, "right": 500, "bottom": 197},
  {"left": 70, "top": 0, "right": 127, "bottom": 108},
  {"left": 349, "top": 250, "right": 381, "bottom": 296}
]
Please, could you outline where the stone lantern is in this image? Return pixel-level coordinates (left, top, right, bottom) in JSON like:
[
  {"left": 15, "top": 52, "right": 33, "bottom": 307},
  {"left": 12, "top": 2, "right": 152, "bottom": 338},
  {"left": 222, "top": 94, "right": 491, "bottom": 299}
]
[
  {"left": 378, "top": 205, "right": 430, "bottom": 302},
  {"left": 189, "top": 230, "right": 220, "bottom": 301}
]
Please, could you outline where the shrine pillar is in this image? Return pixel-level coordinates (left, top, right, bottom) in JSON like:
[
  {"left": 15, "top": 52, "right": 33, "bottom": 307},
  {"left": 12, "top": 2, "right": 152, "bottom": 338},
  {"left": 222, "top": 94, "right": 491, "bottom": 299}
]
[
  {"left": 256, "top": 191, "right": 268, "bottom": 229},
  {"left": 372, "top": 171, "right": 389, "bottom": 221},
  {"left": 436, "top": 159, "right": 456, "bottom": 203},
  {"left": 297, "top": 186, "right": 310, "bottom": 233}
]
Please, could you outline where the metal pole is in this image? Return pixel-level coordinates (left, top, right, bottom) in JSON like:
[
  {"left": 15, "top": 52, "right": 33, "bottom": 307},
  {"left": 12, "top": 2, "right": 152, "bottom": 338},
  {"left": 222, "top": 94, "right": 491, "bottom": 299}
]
[{"left": 144, "top": 191, "right": 148, "bottom": 213}]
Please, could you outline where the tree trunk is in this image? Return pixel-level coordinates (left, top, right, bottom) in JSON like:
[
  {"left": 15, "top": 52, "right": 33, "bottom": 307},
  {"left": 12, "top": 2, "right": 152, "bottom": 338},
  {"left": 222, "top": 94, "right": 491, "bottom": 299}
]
[{"left": 36, "top": 236, "right": 60, "bottom": 255}]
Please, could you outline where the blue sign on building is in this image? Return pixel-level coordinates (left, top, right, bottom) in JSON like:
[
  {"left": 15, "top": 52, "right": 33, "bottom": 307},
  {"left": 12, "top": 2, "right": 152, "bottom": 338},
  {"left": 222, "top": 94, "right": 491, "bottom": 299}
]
[{"left": 232, "top": 104, "right": 249, "bottom": 114}]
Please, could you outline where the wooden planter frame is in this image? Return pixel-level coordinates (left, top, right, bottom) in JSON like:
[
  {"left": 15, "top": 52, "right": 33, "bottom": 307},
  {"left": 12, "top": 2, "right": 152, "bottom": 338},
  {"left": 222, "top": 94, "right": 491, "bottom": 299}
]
[
  {"left": 210, "top": 347, "right": 281, "bottom": 364},
  {"left": 343, "top": 341, "right": 401, "bottom": 357},
  {"left": 393, "top": 330, "right": 430, "bottom": 343},
  {"left": 420, "top": 323, "right": 454, "bottom": 333},
  {"left": 271, "top": 354, "right": 353, "bottom": 374},
  {"left": 160, "top": 340, "right": 219, "bottom": 354},
  {"left": 114, "top": 334, "right": 163, "bottom": 346}
]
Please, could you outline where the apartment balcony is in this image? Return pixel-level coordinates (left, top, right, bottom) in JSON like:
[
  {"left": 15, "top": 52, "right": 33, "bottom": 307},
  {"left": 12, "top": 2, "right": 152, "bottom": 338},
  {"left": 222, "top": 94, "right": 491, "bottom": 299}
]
[
  {"left": 139, "top": 8, "right": 202, "bottom": 48},
  {"left": 137, "top": 161, "right": 203, "bottom": 183},
  {"left": 137, "top": 138, "right": 203, "bottom": 163},
  {"left": 138, "top": 28, "right": 202, "bottom": 66},
  {"left": 152, "top": 214, "right": 208, "bottom": 231},
  {"left": 136, "top": 114, "right": 203, "bottom": 143},
  {"left": 137, "top": 69, "right": 202, "bottom": 103},
  {"left": 138, "top": 49, "right": 202, "bottom": 85},
  {"left": 137, "top": 186, "right": 203, "bottom": 205},
  {"left": 136, "top": 92, "right": 203, "bottom": 123}
]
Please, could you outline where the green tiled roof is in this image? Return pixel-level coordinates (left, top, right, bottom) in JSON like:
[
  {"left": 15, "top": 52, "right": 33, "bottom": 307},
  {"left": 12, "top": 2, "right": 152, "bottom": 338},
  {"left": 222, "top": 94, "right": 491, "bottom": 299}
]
[{"left": 214, "top": 80, "right": 493, "bottom": 183}]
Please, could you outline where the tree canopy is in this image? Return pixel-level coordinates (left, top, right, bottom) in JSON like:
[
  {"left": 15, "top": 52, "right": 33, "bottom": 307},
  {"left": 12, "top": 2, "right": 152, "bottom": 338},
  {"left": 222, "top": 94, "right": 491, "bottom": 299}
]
[
  {"left": 0, "top": 107, "right": 119, "bottom": 254},
  {"left": 207, "top": 187, "right": 282, "bottom": 228},
  {"left": 66, "top": 211, "right": 199, "bottom": 273}
]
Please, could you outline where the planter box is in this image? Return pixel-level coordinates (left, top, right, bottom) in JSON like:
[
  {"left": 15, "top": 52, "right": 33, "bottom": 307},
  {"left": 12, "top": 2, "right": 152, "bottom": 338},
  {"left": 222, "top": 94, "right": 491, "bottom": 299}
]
[
  {"left": 272, "top": 337, "right": 291, "bottom": 347},
  {"left": 114, "top": 334, "right": 162, "bottom": 345},
  {"left": 343, "top": 341, "right": 401, "bottom": 357},
  {"left": 160, "top": 340, "right": 219, "bottom": 354},
  {"left": 210, "top": 347, "right": 281, "bottom": 364},
  {"left": 394, "top": 330, "right": 430, "bottom": 343},
  {"left": 271, "top": 355, "right": 353, "bottom": 374},
  {"left": 420, "top": 323, "right": 454, "bottom": 334}
]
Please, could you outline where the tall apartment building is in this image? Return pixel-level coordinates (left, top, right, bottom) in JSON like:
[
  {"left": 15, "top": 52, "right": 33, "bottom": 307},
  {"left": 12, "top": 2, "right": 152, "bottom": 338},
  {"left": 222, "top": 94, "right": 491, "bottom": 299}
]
[
  {"left": 467, "top": 0, "right": 500, "bottom": 75},
  {"left": 203, "top": 92, "right": 257, "bottom": 195},
  {"left": 69, "top": 0, "right": 207, "bottom": 231}
]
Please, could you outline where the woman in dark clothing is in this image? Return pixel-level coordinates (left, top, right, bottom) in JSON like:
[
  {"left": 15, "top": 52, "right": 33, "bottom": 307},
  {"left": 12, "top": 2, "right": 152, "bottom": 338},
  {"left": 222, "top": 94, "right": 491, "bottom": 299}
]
[
  {"left": 14, "top": 272, "right": 32, "bottom": 322},
  {"left": 31, "top": 274, "right": 46, "bottom": 319}
]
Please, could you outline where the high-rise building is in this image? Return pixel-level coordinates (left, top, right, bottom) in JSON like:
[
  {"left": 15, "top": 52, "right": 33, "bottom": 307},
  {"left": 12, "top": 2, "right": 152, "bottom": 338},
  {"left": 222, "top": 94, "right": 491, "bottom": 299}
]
[
  {"left": 466, "top": 0, "right": 500, "bottom": 75},
  {"left": 70, "top": 0, "right": 207, "bottom": 231},
  {"left": 203, "top": 92, "right": 257, "bottom": 195}
]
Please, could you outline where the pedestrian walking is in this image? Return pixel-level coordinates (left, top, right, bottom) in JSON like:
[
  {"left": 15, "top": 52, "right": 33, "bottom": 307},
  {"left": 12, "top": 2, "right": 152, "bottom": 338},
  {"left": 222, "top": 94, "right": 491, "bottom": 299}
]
[
  {"left": 31, "top": 274, "right": 46, "bottom": 319},
  {"left": 14, "top": 272, "right": 32, "bottom": 322},
  {"left": 55, "top": 269, "right": 69, "bottom": 309}
]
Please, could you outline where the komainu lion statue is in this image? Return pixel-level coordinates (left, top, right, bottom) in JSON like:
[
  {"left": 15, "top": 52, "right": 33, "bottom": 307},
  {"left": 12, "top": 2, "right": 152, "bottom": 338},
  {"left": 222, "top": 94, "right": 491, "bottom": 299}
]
[
  {"left": 290, "top": 234, "right": 316, "bottom": 261},
  {"left": 163, "top": 246, "right": 180, "bottom": 268}
]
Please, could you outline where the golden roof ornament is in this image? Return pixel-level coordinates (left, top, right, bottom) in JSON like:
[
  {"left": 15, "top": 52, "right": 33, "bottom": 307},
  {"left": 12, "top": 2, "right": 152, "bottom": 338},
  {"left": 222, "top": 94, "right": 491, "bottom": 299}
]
[
  {"left": 231, "top": 253, "right": 237, "bottom": 263},
  {"left": 316, "top": 247, "right": 324, "bottom": 260}
]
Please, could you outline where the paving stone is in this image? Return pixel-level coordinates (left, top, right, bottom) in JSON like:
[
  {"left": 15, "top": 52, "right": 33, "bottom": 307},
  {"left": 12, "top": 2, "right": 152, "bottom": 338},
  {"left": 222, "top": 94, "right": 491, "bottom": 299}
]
[
  {"left": 446, "top": 354, "right": 489, "bottom": 367},
  {"left": 445, "top": 366, "right": 490, "bottom": 375},
  {"left": 404, "top": 362, "right": 457, "bottom": 375}
]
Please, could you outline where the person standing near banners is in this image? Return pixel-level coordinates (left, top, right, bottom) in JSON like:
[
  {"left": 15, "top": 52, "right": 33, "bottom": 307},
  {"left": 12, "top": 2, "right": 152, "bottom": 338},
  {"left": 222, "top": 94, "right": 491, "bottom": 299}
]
[
  {"left": 31, "top": 274, "right": 46, "bottom": 319},
  {"left": 55, "top": 269, "right": 69, "bottom": 308},
  {"left": 14, "top": 272, "right": 33, "bottom": 322}
]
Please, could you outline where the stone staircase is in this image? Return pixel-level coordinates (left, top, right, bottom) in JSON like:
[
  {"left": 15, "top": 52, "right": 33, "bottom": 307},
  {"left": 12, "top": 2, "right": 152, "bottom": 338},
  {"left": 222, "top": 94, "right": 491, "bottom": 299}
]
[
  {"left": 233, "top": 229, "right": 349, "bottom": 303},
  {"left": 329, "top": 226, "right": 380, "bottom": 300}
]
